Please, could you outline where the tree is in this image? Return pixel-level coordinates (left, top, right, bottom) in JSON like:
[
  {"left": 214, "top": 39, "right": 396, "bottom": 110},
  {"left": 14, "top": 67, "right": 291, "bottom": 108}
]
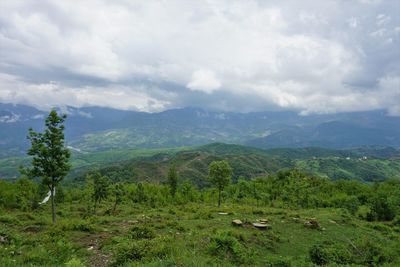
[
  {"left": 135, "top": 183, "right": 146, "bottom": 203},
  {"left": 111, "top": 183, "right": 124, "bottom": 213},
  {"left": 167, "top": 165, "right": 178, "bottom": 198},
  {"left": 23, "top": 110, "right": 71, "bottom": 223},
  {"left": 208, "top": 160, "right": 233, "bottom": 207},
  {"left": 87, "top": 172, "right": 109, "bottom": 214}
]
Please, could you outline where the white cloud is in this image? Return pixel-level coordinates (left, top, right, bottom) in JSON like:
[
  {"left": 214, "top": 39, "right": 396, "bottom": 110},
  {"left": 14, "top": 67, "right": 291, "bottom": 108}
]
[
  {"left": 187, "top": 70, "right": 221, "bottom": 93},
  {"left": 0, "top": 73, "right": 169, "bottom": 112},
  {"left": 0, "top": 0, "right": 399, "bottom": 115},
  {"left": 347, "top": 17, "right": 359, "bottom": 28},
  {"left": 376, "top": 14, "right": 391, "bottom": 26}
]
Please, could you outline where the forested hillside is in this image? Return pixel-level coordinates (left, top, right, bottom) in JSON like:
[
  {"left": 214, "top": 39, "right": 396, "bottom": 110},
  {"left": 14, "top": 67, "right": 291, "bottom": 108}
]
[
  {"left": 1, "top": 104, "right": 399, "bottom": 158},
  {"left": 2, "top": 143, "right": 400, "bottom": 184}
]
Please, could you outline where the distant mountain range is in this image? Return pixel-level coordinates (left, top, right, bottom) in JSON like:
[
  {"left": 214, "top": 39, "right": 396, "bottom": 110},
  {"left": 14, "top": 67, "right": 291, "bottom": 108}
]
[{"left": 1, "top": 103, "right": 400, "bottom": 158}]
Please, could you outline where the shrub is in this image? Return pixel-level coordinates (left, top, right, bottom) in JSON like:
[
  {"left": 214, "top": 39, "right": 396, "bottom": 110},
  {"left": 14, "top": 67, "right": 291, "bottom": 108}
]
[
  {"left": 130, "top": 225, "right": 155, "bottom": 239},
  {"left": 367, "top": 195, "right": 396, "bottom": 221},
  {"left": 0, "top": 214, "right": 19, "bottom": 225},
  {"left": 309, "top": 244, "right": 330, "bottom": 265},
  {"left": 65, "top": 257, "right": 86, "bottom": 267},
  {"left": 208, "top": 231, "right": 246, "bottom": 264},
  {"left": 111, "top": 238, "right": 169, "bottom": 266},
  {"left": 355, "top": 238, "right": 391, "bottom": 266},
  {"left": 356, "top": 205, "right": 372, "bottom": 220},
  {"left": 309, "top": 238, "right": 394, "bottom": 266}
]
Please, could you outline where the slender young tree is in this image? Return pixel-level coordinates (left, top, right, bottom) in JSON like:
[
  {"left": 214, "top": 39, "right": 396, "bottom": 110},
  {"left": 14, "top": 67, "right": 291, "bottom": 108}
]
[
  {"left": 111, "top": 183, "right": 124, "bottom": 213},
  {"left": 87, "top": 172, "right": 109, "bottom": 214},
  {"left": 24, "top": 110, "right": 71, "bottom": 223},
  {"left": 167, "top": 164, "right": 178, "bottom": 198},
  {"left": 208, "top": 160, "right": 232, "bottom": 207}
]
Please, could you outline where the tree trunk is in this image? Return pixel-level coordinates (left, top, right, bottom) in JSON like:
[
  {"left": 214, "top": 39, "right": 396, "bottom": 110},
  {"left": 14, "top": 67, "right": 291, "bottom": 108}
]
[
  {"left": 218, "top": 189, "right": 221, "bottom": 207},
  {"left": 50, "top": 184, "right": 56, "bottom": 224},
  {"left": 113, "top": 199, "right": 117, "bottom": 213}
]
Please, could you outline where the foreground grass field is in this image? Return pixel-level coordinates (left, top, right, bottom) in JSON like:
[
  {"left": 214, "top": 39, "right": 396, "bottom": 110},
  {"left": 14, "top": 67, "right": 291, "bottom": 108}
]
[{"left": 1, "top": 201, "right": 399, "bottom": 267}]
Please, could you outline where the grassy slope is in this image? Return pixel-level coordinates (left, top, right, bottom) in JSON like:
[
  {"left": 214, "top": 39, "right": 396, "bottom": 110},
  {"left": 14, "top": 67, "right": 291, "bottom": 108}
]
[{"left": 1, "top": 202, "right": 399, "bottom": 266}]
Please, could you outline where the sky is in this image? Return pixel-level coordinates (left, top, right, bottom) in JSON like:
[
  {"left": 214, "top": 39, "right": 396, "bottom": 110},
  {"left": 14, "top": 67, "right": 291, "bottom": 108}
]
[{"left": 0, "top": 0, "right": 399, "bottom": 115}]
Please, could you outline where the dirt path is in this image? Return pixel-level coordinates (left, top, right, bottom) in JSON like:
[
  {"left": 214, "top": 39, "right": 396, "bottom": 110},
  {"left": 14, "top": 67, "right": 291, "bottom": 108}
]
[{"left": 75, "top": 233, "right": 112, "bottom": 267}]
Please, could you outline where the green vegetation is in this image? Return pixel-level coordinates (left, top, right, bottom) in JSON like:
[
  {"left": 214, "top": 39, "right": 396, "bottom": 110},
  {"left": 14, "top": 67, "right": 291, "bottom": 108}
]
[
  {"left": 2, "top": 144, "right": 399, "bottom": 184},
  {"left": 1, "top": 169, "right": 399, "bottom": 266},
  {"left": 1, "top": 112, "right": 399, "bottom": 266}
]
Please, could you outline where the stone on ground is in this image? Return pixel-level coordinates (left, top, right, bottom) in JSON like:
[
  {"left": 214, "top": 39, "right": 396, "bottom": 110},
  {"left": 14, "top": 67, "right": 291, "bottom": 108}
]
[{"left": 232, "top": 219, "right": 243, "bottom": 226}]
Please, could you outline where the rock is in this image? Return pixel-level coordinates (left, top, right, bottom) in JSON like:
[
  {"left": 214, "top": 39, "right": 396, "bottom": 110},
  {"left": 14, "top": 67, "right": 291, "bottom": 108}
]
[
  {"left": 23, "top": 225, "right": 41, "bottom": 233},
  {"left": 304, "top": 218, "right": 320, "bottom": 229},
  {"left": 232, "top": 219, "right": 243, "bottom": 226},
  {"left": 0, "top": 235, "right": 7, "bottom": 244},
  {"left": 292, "top": 217, "right": 301, "bottom": 223},
  {"left": 218, "top": 212, "right": 228, "bottom": 215},
  {"left": 87, "top": 246, "right": 94, "bottom": 251},
  {"left": 252, "top": 223, "right": 271, "bottom": 229}
]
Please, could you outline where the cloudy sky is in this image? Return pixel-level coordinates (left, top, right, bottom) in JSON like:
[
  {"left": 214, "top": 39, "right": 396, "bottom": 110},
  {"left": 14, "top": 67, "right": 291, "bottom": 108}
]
[{"left": 0, "top": 0, "right": 399, "bottom": 115}]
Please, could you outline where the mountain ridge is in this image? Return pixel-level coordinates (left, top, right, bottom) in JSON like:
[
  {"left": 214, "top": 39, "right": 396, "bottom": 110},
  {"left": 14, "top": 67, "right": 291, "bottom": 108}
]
[{"left": 1, "top": 103, "right": 399, "bottom": 158}]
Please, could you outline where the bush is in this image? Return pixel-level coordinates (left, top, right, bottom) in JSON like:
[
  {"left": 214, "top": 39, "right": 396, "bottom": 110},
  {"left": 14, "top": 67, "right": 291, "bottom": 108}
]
[
  {"left": 355, "top": 238, "right": 391, "bottom": 266},
  {"left": 265, "top": 258, "right": 292, "bottom": 267},
  {"left": 51, "top": 219, "right": 96, "bottom": 233},
  {"left": 356, "top": 205, "right": 372, "bottom": 220},
  {"left": 65, "top": 257, "right": 86, "bottom": 267},
  {"left": 208, "top": 231, "right": 246, "bottom": 264},
  {"left": 309, "top": 238, "right": 395, "bottom": 266},
  {"left": 112, "top": 238, "right": 169, "bottom": 266},
  {"left": 130, "top": 225, "right": 155, "bottom": 239},
  {"left": 367, "top": 195, "right": 396, "bottom": 221},
  {"left": 309, "top": 244, "right": 330, "bottom": 265}
]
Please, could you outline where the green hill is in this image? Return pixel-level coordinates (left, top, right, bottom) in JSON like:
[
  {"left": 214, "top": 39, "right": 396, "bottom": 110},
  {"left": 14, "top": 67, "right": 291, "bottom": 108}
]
[
  {"left": 2, "top": 143, "right": 400, "bottom": 184},
  {"left": 69, "top": 143, "right": 400, "bottom": 186}
]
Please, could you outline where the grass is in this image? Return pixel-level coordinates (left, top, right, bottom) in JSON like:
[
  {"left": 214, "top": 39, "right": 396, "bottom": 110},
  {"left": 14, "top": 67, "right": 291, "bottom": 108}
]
[{"left": 1, "top": 201, "right": 399, "bottom": 266}]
